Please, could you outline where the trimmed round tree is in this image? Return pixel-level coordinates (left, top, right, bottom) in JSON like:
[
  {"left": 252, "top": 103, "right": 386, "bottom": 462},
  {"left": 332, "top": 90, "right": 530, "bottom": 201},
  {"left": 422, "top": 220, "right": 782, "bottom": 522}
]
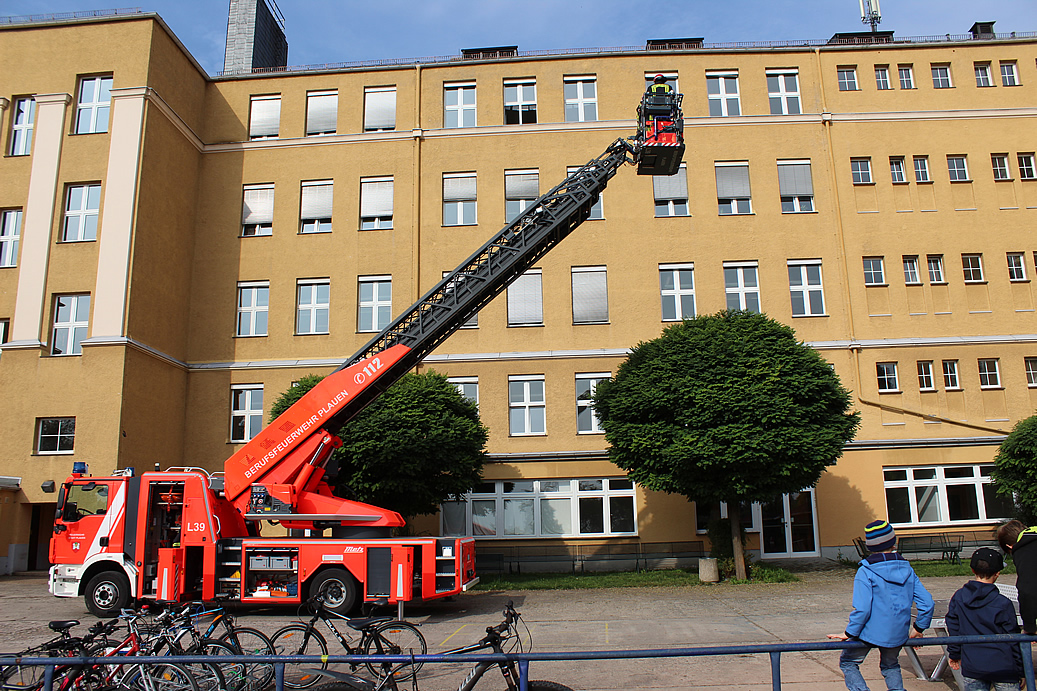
[
  {"left": 991, "top": 414, "right": 1037, "bottom": 522},
  {"left": 270, "top": 370, "right": 488, "bottom": 520},
  {"left": 593, "top": 311, "right": 860, "bottom": 579}
]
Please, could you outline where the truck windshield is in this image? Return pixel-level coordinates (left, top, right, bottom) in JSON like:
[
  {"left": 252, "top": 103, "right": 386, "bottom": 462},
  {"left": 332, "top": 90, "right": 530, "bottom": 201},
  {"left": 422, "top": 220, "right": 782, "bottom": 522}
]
[{"left": 67, "top": 483, "right": 109, "bottom": 517}]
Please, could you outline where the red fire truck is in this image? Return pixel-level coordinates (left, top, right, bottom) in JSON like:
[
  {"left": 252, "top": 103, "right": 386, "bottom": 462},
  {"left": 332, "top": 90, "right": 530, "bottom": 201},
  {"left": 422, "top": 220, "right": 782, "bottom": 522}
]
[{"left": 48, "top": 91, "right": 685, "bottom": 617}]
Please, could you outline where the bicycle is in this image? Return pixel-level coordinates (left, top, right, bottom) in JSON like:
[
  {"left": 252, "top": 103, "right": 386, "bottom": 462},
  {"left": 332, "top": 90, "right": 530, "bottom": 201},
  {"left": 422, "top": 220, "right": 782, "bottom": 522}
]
[
  {"left": 302, "top": 601, "right": 573, "bottom": 691},
  {"left": 162, "top": 603, "right": 274, "bottom": 691},
  {"left": 270, "top": 596, "right": 425, "bottom": 688}
]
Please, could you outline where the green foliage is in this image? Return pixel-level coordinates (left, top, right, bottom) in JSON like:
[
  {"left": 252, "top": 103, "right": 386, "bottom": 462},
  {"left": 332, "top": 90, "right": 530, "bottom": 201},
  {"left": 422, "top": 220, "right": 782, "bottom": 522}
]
[
  {"left": 593, "top": 311, "right": 860, "bottom": 506},
  {"left": 472, "top": 566, "right": 798, "bottom": 591},
  {"left": 992, "top": 415, "right": 1037, "bottom": 520},
  {"left": 269, "top": 371, "right": 488, "bottom": 519},
  {"left": 707, "top": 518, "right": 746, "bottom": 560}
]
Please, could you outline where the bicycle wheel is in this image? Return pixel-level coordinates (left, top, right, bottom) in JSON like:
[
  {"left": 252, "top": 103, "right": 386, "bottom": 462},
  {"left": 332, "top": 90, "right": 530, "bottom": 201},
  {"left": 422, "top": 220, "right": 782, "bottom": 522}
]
[
  {"left": 217, "top": 628, "right": 274, "bottom": 691},
  {"left": 147, "top": 640, "right": 225, "bottom": 691},
  {"left": 526, "top": 683, "right": 575, "bottom": 691},
  {"left": 305, "top": 684, "right": 366, "bottom": 691},
  {"left": 197, "top": 640, "right": 246, "bottom": 691},
  {"left": 362, "top": 622, "right": 425, "bottom": 682},
  {"left": 128, "top": 662, "right": 200, "bottom": 691},
  {"left": 1, "top": 660, "right": 44, "bottom": 691},
  {"left": 268, "top": 625, "right": 327, "bottom": 689}
]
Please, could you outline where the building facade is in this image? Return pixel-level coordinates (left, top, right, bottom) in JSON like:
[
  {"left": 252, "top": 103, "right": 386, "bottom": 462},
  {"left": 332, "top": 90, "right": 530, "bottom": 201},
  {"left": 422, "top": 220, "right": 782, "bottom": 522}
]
[{"left": 1, "top": 8, "right": 1035, "bottom": 573}]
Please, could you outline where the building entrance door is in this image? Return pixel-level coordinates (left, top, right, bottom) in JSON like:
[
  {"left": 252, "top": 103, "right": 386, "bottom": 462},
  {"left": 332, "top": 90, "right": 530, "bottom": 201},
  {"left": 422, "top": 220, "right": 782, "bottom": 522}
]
[{"left": 760, "top": 490, "right": 820, "bottom": 558}]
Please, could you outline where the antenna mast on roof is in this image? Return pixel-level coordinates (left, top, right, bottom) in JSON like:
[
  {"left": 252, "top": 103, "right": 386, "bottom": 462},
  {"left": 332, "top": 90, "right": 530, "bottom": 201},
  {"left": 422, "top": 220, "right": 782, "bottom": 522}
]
[{"left": 859, "top": 0, "right": 881, "bottom": 32}]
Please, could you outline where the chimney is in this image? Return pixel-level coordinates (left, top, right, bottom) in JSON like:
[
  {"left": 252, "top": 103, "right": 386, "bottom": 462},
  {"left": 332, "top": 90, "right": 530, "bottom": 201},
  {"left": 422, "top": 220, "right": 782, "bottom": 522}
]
[{"left": 224, "top": 0, "right": 288, "bottom": 74}]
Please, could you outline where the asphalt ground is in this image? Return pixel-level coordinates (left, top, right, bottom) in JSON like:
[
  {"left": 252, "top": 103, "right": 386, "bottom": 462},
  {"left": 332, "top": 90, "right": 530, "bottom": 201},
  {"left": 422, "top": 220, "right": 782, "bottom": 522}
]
[{"left": 0, "top": 568, "right": 973, "bottom": 690}]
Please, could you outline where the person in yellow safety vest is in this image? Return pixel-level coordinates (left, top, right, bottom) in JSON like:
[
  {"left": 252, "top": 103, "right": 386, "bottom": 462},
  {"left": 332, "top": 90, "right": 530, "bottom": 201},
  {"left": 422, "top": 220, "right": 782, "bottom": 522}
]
[{"left": 649, "top": 74, "right": 672, "bottom": 95}]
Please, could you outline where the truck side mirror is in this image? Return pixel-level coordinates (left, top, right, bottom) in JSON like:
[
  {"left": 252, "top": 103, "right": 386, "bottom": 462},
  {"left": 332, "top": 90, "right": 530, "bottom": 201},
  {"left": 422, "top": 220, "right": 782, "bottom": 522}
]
[{"left": 62, "top": 501, "right": 80, "bottom": 523}]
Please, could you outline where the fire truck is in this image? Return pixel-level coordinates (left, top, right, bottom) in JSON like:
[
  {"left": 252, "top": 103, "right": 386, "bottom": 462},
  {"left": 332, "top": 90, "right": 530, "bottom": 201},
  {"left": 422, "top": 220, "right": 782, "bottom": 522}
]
[{"left": 48, "top": 88, "right": 686, "bottom": 617}]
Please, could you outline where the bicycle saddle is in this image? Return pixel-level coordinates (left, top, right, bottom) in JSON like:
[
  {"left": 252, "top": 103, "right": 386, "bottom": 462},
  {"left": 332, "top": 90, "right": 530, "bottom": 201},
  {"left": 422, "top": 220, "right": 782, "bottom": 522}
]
[
  {"left": 48, "top": 620, "right": 80, "bottom": 632},
  {"left": 345, "top": 616, "right": 393, "bottom": 630}
]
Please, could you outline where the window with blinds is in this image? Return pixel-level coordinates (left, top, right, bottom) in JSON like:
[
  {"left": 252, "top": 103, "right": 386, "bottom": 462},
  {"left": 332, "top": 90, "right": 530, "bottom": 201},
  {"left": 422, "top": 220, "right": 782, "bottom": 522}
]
[
  {"left": 360, "top": 177, "right": 393, "bottom": 230},
  {"left": 568, "top": 166, "right": 603, "bottom": 219},
  {"left": 299, "top": 181, "right": 333, "bottom": 233},
  {"left": 242, "top": 184, "right": 274, "bottom": 236},
  {"left": 777, "top": 160, "right": 814, "bottom": 213},
  {"left": 715, "top": 162, "right": 751, "bottom": 215},
  {"left": 443, "top": 172, "right": 477, "bottom": 226},
  {"left": 654, "top": 164, "right": 689, "bottom": 217},
  {"left": 306, "top": 91, "right": 337, "bottom": 136},
  {"left": 505, "top": 169, "right": 539, "bottom": 222},
  {"left": 571, "top": 266, "right": 608, "bottom": 324},
  {"left": 507, "top": 270, "right": 543, "bottom": 326},
  {"left": 249, "top": 95, "right": 280, "bottom": 140},
  {"left": 364, "top": 86, "right": 397, "bottom": 131}
]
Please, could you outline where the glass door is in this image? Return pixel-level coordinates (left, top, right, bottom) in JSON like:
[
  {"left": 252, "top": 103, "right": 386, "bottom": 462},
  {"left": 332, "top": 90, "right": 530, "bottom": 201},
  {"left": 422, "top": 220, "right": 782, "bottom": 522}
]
[{"left": 760, "top": 489, "right": 819, "bottom": 558}]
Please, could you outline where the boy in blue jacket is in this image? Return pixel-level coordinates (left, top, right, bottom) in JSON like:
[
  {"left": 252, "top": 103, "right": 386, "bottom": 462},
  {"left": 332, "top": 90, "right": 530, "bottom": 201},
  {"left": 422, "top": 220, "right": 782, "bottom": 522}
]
[
  {"left": 946, "top": 547, "right": 1022, "bottom": 691},
  {"left": 828, "top": 520, "right": 934, "bottom": 691}
]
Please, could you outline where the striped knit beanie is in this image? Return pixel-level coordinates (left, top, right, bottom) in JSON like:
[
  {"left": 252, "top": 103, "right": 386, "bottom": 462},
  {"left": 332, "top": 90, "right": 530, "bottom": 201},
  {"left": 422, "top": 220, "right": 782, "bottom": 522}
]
[{"left": 864, "top": 520, "right": 896, "bottom": 552}]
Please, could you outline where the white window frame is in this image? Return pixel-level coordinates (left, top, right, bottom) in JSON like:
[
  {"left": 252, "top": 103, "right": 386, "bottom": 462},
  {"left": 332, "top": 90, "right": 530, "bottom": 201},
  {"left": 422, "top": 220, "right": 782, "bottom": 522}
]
[
  {"left": 875, "top": 65, "right": 891, "bottom": 90},
  {"left": 359, "top": 176, "right": 393, "bottom": 230},
  {"left": 10, "top": 96, "right": 35, "bottom": 156},
  {"left": 927, "top": 255, "right": 945, "bottom": 284},
  {"left": 656, "top": 164, "right": 690, "bottom": 217},
  {"left": 890, "top": 157, "right": 907, "bottom": 183},
  {"left": 0, "top": 209, "right": 22, "bottom": 268},
  {"left": 724, "top": 262, "right": 761, "bottom": 313},
  {"left": 851, "top": 158, "right": 872, "bottom": 184},
  {"left": 62, "top": 184, "right": 101, "bottom": 242},
  {"left": 444, "top": 82, "right": 477, "bottom": 128},
  {"left": 248, "top": 94, "right": 281, "bottom": 140},
  {"left": 364, "top": 86, "right": 397, "bottom": 132},
  {"left": 1018, "top": 154, "right": 1036, "bottom": 180},
  {"left": 571, "top": 265, "right": 608, "bottom": 325},
  {"left": 36, "top": 417, "right": 75, "bottom": 455},
  {"left": 931, "top": 64, "right": 953, "bottom": 89},
  {"left": 357, "top": 275, "right": 392, "bottom": 333},
  {"left": 715, "top": 161, "right": 751, "bottom": 215},
  {"left": 837, "top": 67, "right": 858, "bottom": 91},
  {"left": 1000, "top": 61, "right": 1019, "bottom": 87},
  {"left": 75, "top": 76, "right": 112, "bottom": 134},
  {"left": 305, "top": 90, "right": 337, "bottom": 136},
  {"left": 876, "top": 362, "right": 899, "bottom": 392},
  {"left": 236, "top": 281, "right": 269, "bottom": 337},
  {"left": 508, "top": 374, "right": 546, "bottom": 436},
  {"left": 563, "top": 76, "right": 597, "bottom": 122},
  {"left": 917, "top": 361, "right": 936, "bottom": 391},
  {"left": 443, "top": 172, "right": 477, "bottom": 226},
  {"left": 883, "top": 464, "right": 1012, "bottom": 527},
  {"left": 448, "top": 376, "right": 479, "bottom": 405},
  {"left": 507, "top": 269, "right": 543, "bottom": 326},
  {"left": 51, "top": 294, "right": 90, "bottom": 356},
  {"left": 300, "top": 180, "right": 333, "bottom": 234},
  {"left": 568, "top": 166, "right": 603, "bottom": 219},
  {"left": 443, "top": 270, "right": 478, "bottom": 328},
  {"left": 898, "top": 65, "right": 915, "bottom": 89},
  {"left": 296, "top": 278, "right": 330, "bottom": 335},
  {"left": 962, "top": 254, "right": 984, "bottom": 283},
  {"left": 1025, "top": 357, "right": 1037, "bottom": 387},
  {"left": 766, "top": 69, "right": 800, "bottom": 115},
  {"left": 903, "top": 256, "right": 921, "bottom": 284},
  {"left": 978, "top": 358, "right": 1001, "bottom": 388},
  {"left": 862, "top": 257, "right": 885, "bottom": 286},
  {"left": 942, "top": 359, "right": 961, "bottom": 390},
  {"left": 659, "top": 263, "right": 696, "bottom": 321},
  {"left": 992, "top": 154, "right": 1011, "bottom": 181},
  {"left": 1007, "top": 253, "right": 1027, "bottom": 282},
  {"left": 788, "top": 260, "right": 825, "bottom": 317},
  {"left": 503, "top": 78, "right": 537, "bottom": 125},
  {"left": 914, "top": 156, "right": 931, "bottom": 183},
  {"left": 948, "top": 156, "right": 970, "bottom": 182},
  {"left": 707, "top": 71, "right": 741, "bottom": 116},
  {"left": 643, "top": 72, "right": 680, "bottom": 93},
  {"left": 777, "top": 159, "right": 813, "bottom": 213},
  {"left": 576, "top": 373, "right": 609, "bottom": 434},
  {"left": 505, "top": 169, "right": 539, "bottom": 223},
  {"left": 230, "top": 384, "right": 264, "bottom": 443},
  {"left": 975, "top": 63, "right": 993, "bottom": 87},
  {"left": 242, "top": 184, "right": 274, "bottom": 237}
]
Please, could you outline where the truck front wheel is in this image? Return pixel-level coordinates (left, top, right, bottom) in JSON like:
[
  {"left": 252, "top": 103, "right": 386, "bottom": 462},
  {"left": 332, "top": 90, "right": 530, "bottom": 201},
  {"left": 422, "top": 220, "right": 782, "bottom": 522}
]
[
  {"left": 309, "top": 568, "right": 358, "bottom": 614},
  {"left": 84, "top": 571, "right": 131, "bottom": 617}
]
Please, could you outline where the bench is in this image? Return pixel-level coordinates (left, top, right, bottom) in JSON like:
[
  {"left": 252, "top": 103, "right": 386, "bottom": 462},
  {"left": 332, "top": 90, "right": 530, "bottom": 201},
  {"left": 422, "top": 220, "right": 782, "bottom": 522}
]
[
  {"left": 638, "top": 540, "right": 706, "bottom": 570},
  {"left": 577, "top": 543, "right": 641, "bottom": 572},
  {"left": 897, "top": 534, "right": 964, "bottom": 563}
]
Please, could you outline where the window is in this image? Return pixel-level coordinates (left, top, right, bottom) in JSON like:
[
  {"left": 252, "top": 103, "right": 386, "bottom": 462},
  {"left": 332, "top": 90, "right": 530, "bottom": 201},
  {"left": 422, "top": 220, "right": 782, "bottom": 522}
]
[
  {"left": 576, "top": 373, "right": 609, "bottom": 434},
  {"left": 876, "top": 362, "right": 899, "bottom": 392},
  {"left": 851, "top": 158, "right": 872, "bottom": 184},
  {"left": 992, "top": 154, "right": 1011, "bottom": 180},
  {"left": 903, "top": 256, "right": 921, "bottom": 284},
  {"left": 363, "top": 86, "right": 396, "bottom": 132},
  {"left": 296, "top": 279, "right": 329, "bottom": 335},
  {"left": 236, "top": 282, "right": 269, "bottom": 337},
  {"left": 724, "top": 263, "right": 760, "bottom": 313},
  {"left": 644, "top": 72, "right": 678, "bottom": 92},
  {"left": 248, "top": 95, "right": 280, "bottom": 140},
  {"left": 568, "top": 166, "right": 603, "bottom": 219},
  {"left": 230, "top": 385, "right": 263, "bottom": 443},
  {"left": 443, "top": 270, "right": 478, "bottom": 328},
  {"left": 507, "top": 269, "right": 543, "bottom": 326},
  {"left": 563, "top": 77, "right": 597, "bottom": 122},
  {"left": 883, "top": 464, "right": 1013, "bottom": 526},
  {"left": 975, "top": 63, "right": 993, "bottom": 87},
  {"left": 9, "top": 97, "right": 35, "bottom": 156},
  {"left": 656, "top": 164, "right": 690, "bottom": 216},
  {"left": 62, "top": 184, "right": 101, "bottom": 242},
  {"left": 441, "top": 477, "right": 635, "bottom": 538},
  {"left": 659, "top": 263, "right": 695, "bottom": 321},
  {"left": 707, "top": 72, "right": 740, "bottom": 115},
  {"left": 777, "top": 160, "right": 813, "bottom": 212},
  {"left": 300, "top": 181, "right": 333, "bottom": 234},
  {"left": 359, "top": 177, "right": 393, "bottom": 230},
  {"left": 715, "top": 162, "right": 751, "bottom": 215},
  {"left": 305, "top": 90, "right": 337, "bottom": 136},
  {"left": 509, "top": 375, "right": 546, "bottom": 436},
  {"left": 931, "top": 64, "right": 952, "bottom": 89},
  {"left": 767, "top": 70, "right": 800, "bottom": 115},
  {"left": 571, "top": 266, "right": 608, "bottom": 324},
  {"left": 788, "top": 261, "right": 825, "bottom": 316},
  {"left": 889, "top": 157, "right": 907, "bottom": 183},
  {"left": 505, "top": 169, "right": 539, "bottom": 222},
  {"left": 898, "top": 65, "right": 915, "bottom": 89},
  {"left": 1000, "top": 61, "right": 1018, "bottom": 86},
  {"left": 448, "top": 376, "right": 478, "bottom": 404},
  {"left": 241, "top": 184, "right": 274, "bottom": 236},
  {"left": 917, "top": 361, "right": 935, "bottom": 391},
  {"left": 913, "top": 156, "right": 931, "bottom": 182},
  {"left": 862, "top": 257, "right": 885, "bottom": 285},
  {"left": 927, "top": 255, "right": 945, "bottom": 283},
  {"left": 0, "top": 210, "right": 22, "bottom": 268},
  {"left": 358, "top": 275, "right": 391, "bottom": 332},
  {"left": 504, "top": 79, "right": 537, "bottom": 124},
  {"left": 75, "top": 76, "right": 112, "bottom": 134},
  {"left": 36, "top": 417, "right": 75, "bottom": 454},
  {"left": 444, "top": 82, "right": 476, "bottom": 128},
  {"left": 0, "top": 318, "right": 8, "bottom": 346},
  {"left": 1007, "top": 253, "right": 1027, "bottom": 281},
  {"left": 443, "top": 173, "right": 477, "bottom": 226},
  {"left": 51, "top": 294, "right": 90, "bottom": 356},
  {"left": 962, "top": 254, "right": 984, "bottom": 283},
  {"left": 978, "top": 358, "right": 1001, "bottom": 388},
  {"left": 837, "top": 67, "right": 858, "bottom": 91},
  {"left": 1025, "top": 357, "right": 1037, "bottom": 387},
  {"left": 1018, "top": 154, "right": 1036, "bottom": 180},
  {"left": 942, "top": 359, "right": 960, "bottom": 389},
  {"left": 875, "top": 65, "right": 891, "bottom": 90},
  {"left": 948, "top": 156, "right": 970, "bottom": 182}
]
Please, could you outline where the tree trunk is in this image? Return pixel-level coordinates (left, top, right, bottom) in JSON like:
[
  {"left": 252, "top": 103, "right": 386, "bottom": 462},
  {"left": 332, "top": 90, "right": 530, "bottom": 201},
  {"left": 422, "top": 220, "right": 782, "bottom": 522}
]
[{"left": 728, "top": 503, "right": 748, "bottom": 580}]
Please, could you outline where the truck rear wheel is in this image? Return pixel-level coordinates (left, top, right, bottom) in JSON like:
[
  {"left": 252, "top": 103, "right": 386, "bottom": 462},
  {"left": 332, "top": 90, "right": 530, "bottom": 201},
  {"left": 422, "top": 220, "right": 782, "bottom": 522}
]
[
  {"left": 84, "top": 570, "right": 130, "bottom": 617},
  {"left": 309, "top": 568, "right": 358, "bottom": 614}
]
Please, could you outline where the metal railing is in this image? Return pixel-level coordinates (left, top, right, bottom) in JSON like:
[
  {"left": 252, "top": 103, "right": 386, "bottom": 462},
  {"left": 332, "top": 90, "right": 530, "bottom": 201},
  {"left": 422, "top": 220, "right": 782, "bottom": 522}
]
[
  {"left": 5, "top": 634, "right": 1035, "bottom": 691},
  {"left": 0, "top": 8, "right": 142, "bottom": 25}
]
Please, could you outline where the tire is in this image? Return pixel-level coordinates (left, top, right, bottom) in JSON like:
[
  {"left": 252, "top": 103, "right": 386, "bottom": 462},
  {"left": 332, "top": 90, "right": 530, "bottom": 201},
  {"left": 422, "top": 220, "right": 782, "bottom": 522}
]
[
  {"left": 198, "top": 640, "right": 246, "bottom": 691},
  {"left": 130, "top": 662, "right": 200, "bottom": 691},
  {"left": 307, "top": 569, "right": 358, "bottom": 615},
  {"left": 84, "top": 571, "right": 132, "bottom": 618},
  {"left": 1, "top": 662, "right": 44, "bottom": 691},
  {"left": 362, "top": 622, "right": 425, "bottom": 682},
  {"left": 218, "top": 628, "right": 274, "bottom": 690},
  {"left": 269, "top": 625, "right": 328, "bottom": 689},
  {"left": 304, "top": 684, "right": 366, "bottom": 691},
  {"left": 526, "top": 683, "right": 575, "bottom": 691}
]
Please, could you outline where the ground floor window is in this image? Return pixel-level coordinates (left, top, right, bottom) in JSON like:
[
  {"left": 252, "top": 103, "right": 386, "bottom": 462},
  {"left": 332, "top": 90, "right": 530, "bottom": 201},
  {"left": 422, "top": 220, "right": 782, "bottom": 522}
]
[
  {"left": 883, "top": 463, "right": 1013, "bottom": 527},
  {"left": 441, "top": 477, "right": 636, "bottom": 538}
]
